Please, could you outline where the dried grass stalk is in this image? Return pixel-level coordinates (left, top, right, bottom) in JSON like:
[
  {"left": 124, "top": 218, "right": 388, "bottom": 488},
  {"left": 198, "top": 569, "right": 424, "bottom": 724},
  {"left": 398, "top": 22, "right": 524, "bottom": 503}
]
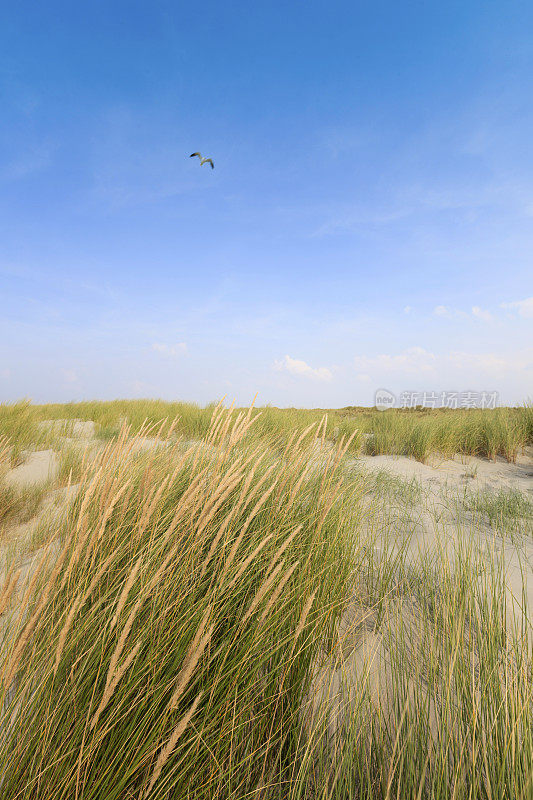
[
  {"left": 144, "top": 692, "right": 203, "bottom": 798},
  {"left": 89, "top": 640, "right": 142, "bottom": 731},
  {"left": 242, "top": 561, "right": 285, "bottom": 625},
  {"left": 169, "top": 614, "right": 214, "bottom": 710},
  {"left": 258, "top": 561, "right": 300, "bottom": 626},
  {"left": 110, "top": 556, "right": 142, "bottom": 631},
  {"left": 226, "top": 534, "right": 273, "bottom": 591},
  {"left": 0, "top": 569, "right": 21, "bottom": 617}
]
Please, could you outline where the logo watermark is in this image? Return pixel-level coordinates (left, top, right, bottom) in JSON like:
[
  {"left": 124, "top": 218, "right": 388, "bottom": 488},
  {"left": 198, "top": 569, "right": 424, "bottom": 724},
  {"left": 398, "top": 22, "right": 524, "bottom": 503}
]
[
  {"left": 375, "top": 388, "right": 396, "bottom": 411},
  {"left": 374, "top": 390, "right": 499, "bottom": 410}
]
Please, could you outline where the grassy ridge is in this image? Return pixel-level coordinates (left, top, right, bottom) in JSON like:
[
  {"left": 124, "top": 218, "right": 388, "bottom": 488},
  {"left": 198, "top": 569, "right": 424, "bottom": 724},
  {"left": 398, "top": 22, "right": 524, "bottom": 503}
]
[{"left": 1, "top": 398, "right": 531, "bottom": 463}]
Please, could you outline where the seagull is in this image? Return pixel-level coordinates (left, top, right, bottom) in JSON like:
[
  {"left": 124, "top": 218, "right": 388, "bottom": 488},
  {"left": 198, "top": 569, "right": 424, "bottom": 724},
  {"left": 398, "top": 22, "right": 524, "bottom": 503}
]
[{"left": 190, "top": 152, "right": 214, "bottom": 169}]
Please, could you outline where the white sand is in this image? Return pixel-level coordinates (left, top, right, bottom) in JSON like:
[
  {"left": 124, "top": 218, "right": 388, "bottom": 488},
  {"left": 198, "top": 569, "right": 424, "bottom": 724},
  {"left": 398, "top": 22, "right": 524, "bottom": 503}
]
[
  {"left": 353, "top": 451, "right": 533, "bottom": 613},
  {"left": 4, "top": 450, "right": 59, "bottom": 489},
  {"left": 356, "top": 450, "right": 533, "bottom": 495}
]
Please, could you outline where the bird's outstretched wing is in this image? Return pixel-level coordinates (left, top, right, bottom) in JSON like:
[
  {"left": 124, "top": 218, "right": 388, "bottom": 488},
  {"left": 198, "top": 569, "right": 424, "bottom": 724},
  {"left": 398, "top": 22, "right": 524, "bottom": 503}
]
[
  {"left": 190, "top": 152, "right": 201, "bottom": 158},
  {"left": 203, "top": 158, "right": 214, "bottom": 169}
]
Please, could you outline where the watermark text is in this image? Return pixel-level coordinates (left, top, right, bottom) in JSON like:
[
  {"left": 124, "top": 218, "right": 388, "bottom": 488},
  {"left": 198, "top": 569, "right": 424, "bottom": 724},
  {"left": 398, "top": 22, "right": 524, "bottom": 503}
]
[{"left": 374, "top": 389, "right": 499, "bottom": 411}]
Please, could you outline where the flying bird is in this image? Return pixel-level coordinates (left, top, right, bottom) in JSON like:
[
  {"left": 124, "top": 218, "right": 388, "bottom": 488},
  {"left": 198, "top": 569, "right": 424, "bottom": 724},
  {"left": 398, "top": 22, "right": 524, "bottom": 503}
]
[{"left": 190, "top": 152, "right": 214, "bottom": 169}]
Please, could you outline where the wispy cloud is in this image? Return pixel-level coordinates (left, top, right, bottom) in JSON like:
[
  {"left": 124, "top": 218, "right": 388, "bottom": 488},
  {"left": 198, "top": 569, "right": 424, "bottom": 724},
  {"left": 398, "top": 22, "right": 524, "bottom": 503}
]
[
  {"left": 151, "top": 342, "right": 187, "bottom": 357},
  {"left": 353, "top": 345, "right": 531, "bottom": 381},
  {"left": 274, "top": 355, "right": 332, "bottom": 381},
  {"left": 433, "top": 305, "right": 493, "bottom": 322},
  {"left": 354, "top": 346, "right": 437, "bottom": 374},
  {"left": 501, "top": 296, "right": 533, "bottom": 319},
  {"left": 471, "top": 306, "right": 492, "bottom": 322},
  {"left": 448, "top": 349, "right": 533, "bottom": 375},
  {"left": 433, "top": 305, "right": 451, "bottom": 317},
  {"left": 312, "top": 207, "right": 411, "bottom": 237}
]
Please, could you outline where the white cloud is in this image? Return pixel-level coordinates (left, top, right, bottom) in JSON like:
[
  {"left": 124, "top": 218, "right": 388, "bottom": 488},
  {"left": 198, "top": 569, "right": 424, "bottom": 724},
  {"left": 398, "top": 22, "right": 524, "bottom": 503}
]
[
  {"left": 501, "top": 296, "right": 533, "bottom": 319},
  {"left": 274, "top": 355, "right": 332, "bottom": 381},
  {"left": 354, "top": 346, "right": 437, "bottom": 374},
  {"left": 152, "top": 342, "right": 187, "bottom": 357},
  {"left": 471, "top": 305, "right": 493, "bottom": 322},
  {"left": 434, "top": 304, "right": 493, "bottom": 321},
  {"left": 403, "top": 306, "right": 413, "bottom": 314},
  {"left": 350, "top": 345, "right": 531, "bottom": 396},
  {"left": 448, "top": 349, "right": 533, "bottom": 375},
  {"left": 447, "top": 351, "right": 506, "bottom": 373},
  {"left": 433, "top": 305, "right": 450, "bottom": 317}
]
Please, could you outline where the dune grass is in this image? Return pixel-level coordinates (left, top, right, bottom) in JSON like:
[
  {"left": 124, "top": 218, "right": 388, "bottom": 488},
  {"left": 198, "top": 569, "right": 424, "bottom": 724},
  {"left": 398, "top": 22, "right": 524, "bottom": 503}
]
[
  {"left": 55, "top": 443, "right": 88, "bottom": 486},
  {"left": 0, "top": 400, "right": 47, "bottom": 466},
  {"left": 34, "top": 399, "right": 213, "bottom": 442},
  {"left": 0, "top": 482, "right": 47, "bottom": 529},
  {"left": 461, "top": 487, "right": 533, "bottom": 535},
  {"left": 0, "top": 404, "right": 531, "bottom": 798},
  {"left": 0, "top": 408, "right": 356, "bottom": 799},
  {"left": 365, "top": 469, "right": 424, "bottom": 506},
  {"left": 305, "top": 543, "right": 532, "bottom": 800},
  {"left": 0, "top": 398, "right": 530, "bottom": 464}
]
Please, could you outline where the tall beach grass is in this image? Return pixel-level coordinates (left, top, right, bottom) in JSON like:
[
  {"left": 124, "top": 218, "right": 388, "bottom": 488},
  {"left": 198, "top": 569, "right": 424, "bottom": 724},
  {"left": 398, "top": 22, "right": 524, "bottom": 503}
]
[
  {"left": 0, "top": 404, "right": 531, "bottom": 798},
  {"left": 0, "top": 398, "right": 525, "bottom": 463}
]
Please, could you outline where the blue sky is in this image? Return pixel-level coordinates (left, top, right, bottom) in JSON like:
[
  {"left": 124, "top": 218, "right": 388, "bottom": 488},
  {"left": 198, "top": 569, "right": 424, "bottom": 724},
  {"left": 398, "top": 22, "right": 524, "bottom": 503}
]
[{"left": 1, "top": 0, "right": 532, "bottom": 406}]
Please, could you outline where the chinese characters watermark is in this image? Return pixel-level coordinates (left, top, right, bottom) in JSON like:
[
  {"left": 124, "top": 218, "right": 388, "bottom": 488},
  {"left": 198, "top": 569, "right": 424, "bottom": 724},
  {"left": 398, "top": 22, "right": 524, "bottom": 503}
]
[{"left": 374, "top": 389, "right": 499, "bottom": 411}]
